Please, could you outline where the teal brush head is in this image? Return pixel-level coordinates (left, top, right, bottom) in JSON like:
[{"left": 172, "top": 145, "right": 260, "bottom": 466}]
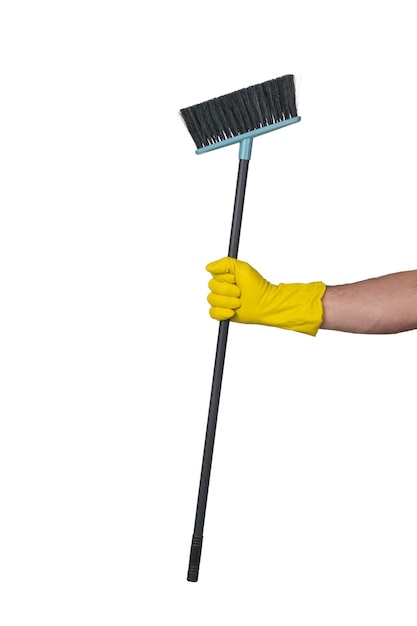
[{"left": 180, "top": 74, "right": 301, "bottom": 159}]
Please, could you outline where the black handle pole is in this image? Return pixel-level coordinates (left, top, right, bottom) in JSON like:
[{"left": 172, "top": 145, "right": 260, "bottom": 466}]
[{"left": 187, "top": 158, "right": 250, "bottom": 582}]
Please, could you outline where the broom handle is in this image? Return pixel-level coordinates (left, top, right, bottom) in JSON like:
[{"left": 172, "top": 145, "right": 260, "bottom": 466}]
[{"left": 187, "top": 157, "right": 250, "bottom": 582}]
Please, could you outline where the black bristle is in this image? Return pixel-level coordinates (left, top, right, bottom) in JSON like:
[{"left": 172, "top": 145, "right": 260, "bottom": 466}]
[
  {"left": 269, "top": 79, "right": 284, "bottom": 124},
  {"left": 180, "top": 74, "right": 298, "bottom": 149}
]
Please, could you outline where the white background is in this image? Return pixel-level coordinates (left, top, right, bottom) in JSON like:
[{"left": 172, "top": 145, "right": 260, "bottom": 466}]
[{"left": 1, "top": 1, "right": 416, "bottom": 624}]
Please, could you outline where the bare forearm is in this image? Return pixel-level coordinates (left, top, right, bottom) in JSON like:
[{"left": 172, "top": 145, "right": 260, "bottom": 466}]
[{"left": 321, "top": 270, "right": 417, "bottom": 334}]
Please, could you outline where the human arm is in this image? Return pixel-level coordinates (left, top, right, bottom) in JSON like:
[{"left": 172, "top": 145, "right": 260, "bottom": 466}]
[
  {"left": 206, "top": 258, "right": 417, "bottom": 335},
  {"left": 321, "top": 270, "right": 417, "bottom": 334}
]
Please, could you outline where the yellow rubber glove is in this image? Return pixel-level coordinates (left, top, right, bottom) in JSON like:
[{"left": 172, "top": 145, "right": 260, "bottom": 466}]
[{"left": 206, "top": 257, "right": 327, "bottom": 336}]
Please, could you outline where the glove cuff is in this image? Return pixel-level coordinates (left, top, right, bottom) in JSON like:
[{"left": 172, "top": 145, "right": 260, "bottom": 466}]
[{"left": 269, "top": 281, "right": 327, "bottom": 336}]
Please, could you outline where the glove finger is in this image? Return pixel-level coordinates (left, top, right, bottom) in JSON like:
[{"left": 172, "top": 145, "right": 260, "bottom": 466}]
[
  {"left": 209, "top": 272, "right": 236, "bottom": 284},
  {"left": 208, "top": 277, "right": 240, "bottom": 297},
  {"left": 209, "top": 306, "right": 235, "bottom": 321},
  {"left": 206, "top": 257, "right": 236, "bottom": 276},
  {"left": 207, "top": 292, "right": 241, "bottom": 310}
]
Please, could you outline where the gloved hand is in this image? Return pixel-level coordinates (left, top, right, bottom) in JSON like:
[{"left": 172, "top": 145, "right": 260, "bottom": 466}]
[{"left": 206, "top": 257, "right": 326, "bottom": 336}]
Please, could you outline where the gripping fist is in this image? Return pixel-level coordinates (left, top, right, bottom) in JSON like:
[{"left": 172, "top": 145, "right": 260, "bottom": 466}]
[{"left": 206, "top": 257, "right": 326, "bottom": 336}]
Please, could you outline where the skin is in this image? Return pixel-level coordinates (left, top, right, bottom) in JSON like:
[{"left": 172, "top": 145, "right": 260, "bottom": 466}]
[{"left": 321, "top": 270, "right": 417, "bottom": 334}]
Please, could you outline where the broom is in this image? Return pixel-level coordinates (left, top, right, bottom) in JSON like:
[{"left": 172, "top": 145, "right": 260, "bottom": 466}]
[{"left": 180, "top": 74, "right": 301, "bottom": 582}]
